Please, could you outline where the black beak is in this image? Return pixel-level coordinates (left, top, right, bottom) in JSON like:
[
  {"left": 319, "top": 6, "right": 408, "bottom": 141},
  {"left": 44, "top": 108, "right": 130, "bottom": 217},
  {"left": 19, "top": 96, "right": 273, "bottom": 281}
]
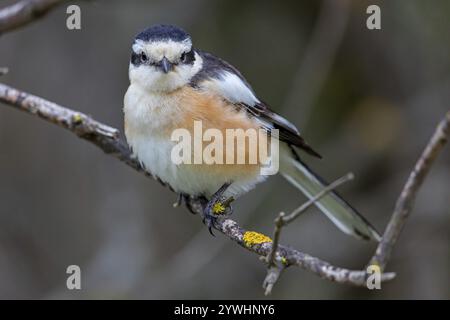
[{"left": 160, "top": 57, "right": 173, "bottom": 74}]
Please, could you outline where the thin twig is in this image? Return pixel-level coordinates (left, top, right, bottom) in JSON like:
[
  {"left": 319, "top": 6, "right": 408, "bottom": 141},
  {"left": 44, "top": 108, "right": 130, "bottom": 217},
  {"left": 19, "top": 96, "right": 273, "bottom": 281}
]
[
  {"left": 263, "top": 111, "right": 448, "bottom": 293},
  {"left": 266, "top": 212, "right": 285, "bottom": 267},
  {"left": 263, "top": 173, "right": 354, "bottom": 294},
  {"left": 0, "top": 83, "right": 164, "bottom": 184},
  {"left": 262, "top": 212, "right": 285, "bottom": 296},
  {"left": 283, "top": 172, "right": 355, "bottom": 224},
  {"left": 263, "top": 265, "right": 282, "bottom": 296},
  {"left": 370, "top": 111, "right": 450, "bottom": 271},
  {"left": 0, "top": 0, "right": 68, "bottom": 35},
  {"left": 208, "top": 213, "right": 397, "bottom": 286}
]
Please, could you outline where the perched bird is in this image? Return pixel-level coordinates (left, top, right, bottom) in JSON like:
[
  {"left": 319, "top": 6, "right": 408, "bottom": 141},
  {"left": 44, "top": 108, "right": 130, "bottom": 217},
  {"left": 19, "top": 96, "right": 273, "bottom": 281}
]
[{"left": 124, "top": 24, "right": 380, "bottom": 241}]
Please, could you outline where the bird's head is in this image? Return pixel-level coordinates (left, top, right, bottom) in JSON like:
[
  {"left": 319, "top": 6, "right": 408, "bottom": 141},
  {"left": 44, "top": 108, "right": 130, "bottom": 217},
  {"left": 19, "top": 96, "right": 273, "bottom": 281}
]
[{"left": 129, "top": 24, "right": 203, "bottom": 92}]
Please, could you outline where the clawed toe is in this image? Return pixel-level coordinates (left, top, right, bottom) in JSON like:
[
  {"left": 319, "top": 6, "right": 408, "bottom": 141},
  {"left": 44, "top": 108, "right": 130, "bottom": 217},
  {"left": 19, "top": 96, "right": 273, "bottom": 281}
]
[
  {"left": 196, "top": 182, "right": 234, "bottom": 235},
  {"left": 202, "top": 214, "right": 216, "bottom": 236},
  {"left": 202, "top": 196, "right": 235, "bottom": 236},
  {"left": 202, "top": 203, "right": 218, "bottom": 236}
]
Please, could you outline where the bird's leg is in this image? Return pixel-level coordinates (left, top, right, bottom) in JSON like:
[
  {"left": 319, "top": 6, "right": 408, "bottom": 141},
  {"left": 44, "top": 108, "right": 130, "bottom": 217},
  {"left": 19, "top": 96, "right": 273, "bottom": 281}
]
[
  {"left": 173, "top": 193, "right": 201, "bottom": 215},
  {"left": 173, "top": 193, "right": 183, "bottom": 208},
  {"left": 203, "top": 182, "right": 234, "bottom": 235},
  {"left": 183, "top": 194, "right": 202, "bottom": 215}
]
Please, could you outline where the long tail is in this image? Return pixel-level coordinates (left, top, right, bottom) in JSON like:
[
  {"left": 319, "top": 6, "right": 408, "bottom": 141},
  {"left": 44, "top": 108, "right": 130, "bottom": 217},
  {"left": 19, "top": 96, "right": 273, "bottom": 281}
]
[{"left": 280, "top": 150, "right": 381, "bottom": 242}]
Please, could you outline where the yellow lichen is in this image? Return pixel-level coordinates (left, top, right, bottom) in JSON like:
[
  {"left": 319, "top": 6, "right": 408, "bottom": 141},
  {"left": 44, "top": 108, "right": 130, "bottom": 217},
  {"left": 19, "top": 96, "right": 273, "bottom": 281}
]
[
  {"left": 212, "top": 202, "right": 226, "bottom": 215},
  {"left": 371, "top": 260, "right": 380, "bottom": 268},
  {"left": 243, "top": 231, "right": 272, "bottom": 247},
  {"left": 72, "top": 113, "right": 83, "bottom": 124}
]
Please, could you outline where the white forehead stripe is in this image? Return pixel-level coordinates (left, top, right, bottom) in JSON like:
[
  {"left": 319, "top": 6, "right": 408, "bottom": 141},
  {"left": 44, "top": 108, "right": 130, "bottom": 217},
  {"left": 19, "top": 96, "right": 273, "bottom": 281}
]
[
  {"left": 132, "top": 39, "right": 192, "bottom": 62},
  {"left": 201, "top": 71, "right": 260, "bottom": 106}
]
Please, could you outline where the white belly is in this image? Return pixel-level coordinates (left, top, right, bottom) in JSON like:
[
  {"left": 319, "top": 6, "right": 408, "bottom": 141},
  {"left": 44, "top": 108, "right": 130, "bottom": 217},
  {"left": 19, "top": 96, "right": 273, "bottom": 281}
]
[{"left": 126, "top": 133, "right": 266, "bottom": 198}]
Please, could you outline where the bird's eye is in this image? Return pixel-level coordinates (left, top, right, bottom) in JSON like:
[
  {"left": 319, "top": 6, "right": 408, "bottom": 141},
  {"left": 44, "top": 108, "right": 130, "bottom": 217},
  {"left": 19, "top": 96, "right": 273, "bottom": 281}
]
[
  {"left": 180, "top": 52, "right": 187, "bottom": 63},
  {"left": 140, "top": 52, "right": 148, "bottom": 63}
]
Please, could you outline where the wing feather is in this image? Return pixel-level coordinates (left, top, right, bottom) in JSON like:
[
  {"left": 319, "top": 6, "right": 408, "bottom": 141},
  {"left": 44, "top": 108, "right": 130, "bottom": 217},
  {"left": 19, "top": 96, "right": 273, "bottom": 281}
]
[{"left": 190, "top": 50, "right": 321, "bottom": 158}]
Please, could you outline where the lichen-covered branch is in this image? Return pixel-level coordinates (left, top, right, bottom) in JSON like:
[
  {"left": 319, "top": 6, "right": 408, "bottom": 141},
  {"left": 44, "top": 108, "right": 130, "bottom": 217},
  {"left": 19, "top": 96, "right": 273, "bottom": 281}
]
[
  {"left": 263, "top": 173, "right": 355, "bottom": 295},
  {"left": 0, "top": 0, "right": 67, "bottom": 34},
  {"left": 209, "top": 216, "right": 396, "bottom": 286},
  {"left": 0, "top": 82, "right": 399, "bottom": 288}
]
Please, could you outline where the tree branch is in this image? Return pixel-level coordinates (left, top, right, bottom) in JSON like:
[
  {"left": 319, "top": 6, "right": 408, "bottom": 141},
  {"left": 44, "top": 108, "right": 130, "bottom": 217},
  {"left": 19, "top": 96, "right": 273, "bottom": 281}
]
[
  {"left": 263, "top": 173, "right": 355, "bottom": 295},
  {"left": 0, "top": 0, "right": 67, "bottom": 35},
  {"left": 282, "top": 173, "right": 355, "bottom": 225},
  {"left": 370, "top": 111, "right": 450, "bottom": 271},
  {"left": 1, "top": 83, "right": 448, "bottom": 290},
  {"left": 0, "top": 82, "right": 401, "bottom": 288}
]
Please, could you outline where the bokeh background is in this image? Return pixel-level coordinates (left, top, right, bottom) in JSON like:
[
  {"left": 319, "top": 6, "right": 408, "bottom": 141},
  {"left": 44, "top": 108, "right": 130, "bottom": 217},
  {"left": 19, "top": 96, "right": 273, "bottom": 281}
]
[{"left": 0, "top": 0, "right": 449, "bottom": 299}]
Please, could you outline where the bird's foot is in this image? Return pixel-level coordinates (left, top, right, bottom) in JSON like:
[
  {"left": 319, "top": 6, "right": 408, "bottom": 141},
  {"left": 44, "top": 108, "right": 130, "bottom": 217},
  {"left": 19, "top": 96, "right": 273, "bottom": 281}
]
[
  {"left": 202, "top": 196, "right": 234, "bottom": 236},
  {"left": 202, "top": 183, "right": 234, "bottom": 235}
]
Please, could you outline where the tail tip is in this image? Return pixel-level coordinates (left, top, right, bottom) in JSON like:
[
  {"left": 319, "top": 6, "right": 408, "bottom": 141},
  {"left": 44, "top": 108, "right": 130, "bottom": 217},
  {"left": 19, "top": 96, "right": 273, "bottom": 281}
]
[{"left": 353, "top": 227, "right": 382, "bottom": 242}]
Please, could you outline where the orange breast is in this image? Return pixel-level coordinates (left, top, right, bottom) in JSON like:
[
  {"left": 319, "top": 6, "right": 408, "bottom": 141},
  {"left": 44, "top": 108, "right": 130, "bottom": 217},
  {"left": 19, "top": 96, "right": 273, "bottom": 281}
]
[{"left": 170, "top": 86, "right": 270, "bottom": 179}]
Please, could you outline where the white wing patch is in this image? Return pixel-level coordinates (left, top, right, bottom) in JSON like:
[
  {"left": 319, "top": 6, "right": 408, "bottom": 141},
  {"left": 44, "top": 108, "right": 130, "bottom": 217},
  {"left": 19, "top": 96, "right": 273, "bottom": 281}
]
[
  {"left": 198, "top": 70, "right": 301, "bottom": 135},
  {"left": 200, "top": 71, "right": 260, "bottom": 106}
]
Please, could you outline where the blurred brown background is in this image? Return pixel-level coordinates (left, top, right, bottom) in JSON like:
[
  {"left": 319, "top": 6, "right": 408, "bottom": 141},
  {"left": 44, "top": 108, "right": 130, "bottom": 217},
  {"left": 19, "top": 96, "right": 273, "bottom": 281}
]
[{"left": 0, "top": 0, "right": 449, "bottom": 299}]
